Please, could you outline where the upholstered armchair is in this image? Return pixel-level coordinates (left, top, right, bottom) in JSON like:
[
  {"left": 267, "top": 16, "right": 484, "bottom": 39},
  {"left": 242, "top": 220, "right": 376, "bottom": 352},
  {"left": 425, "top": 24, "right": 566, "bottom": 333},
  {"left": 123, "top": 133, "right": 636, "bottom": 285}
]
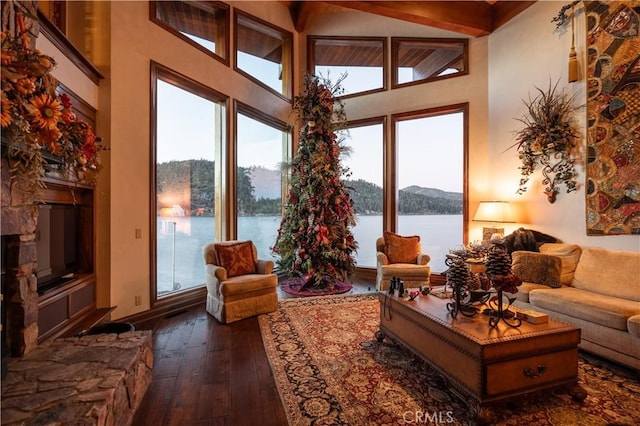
[
  {"left": 376, "top": 232, "right": 431, "bottom": 291},
  {"left": 203, "top": 240, "right": 278, "bottom": 324}
]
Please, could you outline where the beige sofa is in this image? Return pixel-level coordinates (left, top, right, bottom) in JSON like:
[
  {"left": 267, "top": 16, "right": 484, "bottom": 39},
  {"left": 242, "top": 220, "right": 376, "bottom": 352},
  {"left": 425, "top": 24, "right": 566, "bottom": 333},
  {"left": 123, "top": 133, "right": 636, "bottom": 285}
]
[{"left": 511, "top": 243, "right": 640, "bottom": 370}]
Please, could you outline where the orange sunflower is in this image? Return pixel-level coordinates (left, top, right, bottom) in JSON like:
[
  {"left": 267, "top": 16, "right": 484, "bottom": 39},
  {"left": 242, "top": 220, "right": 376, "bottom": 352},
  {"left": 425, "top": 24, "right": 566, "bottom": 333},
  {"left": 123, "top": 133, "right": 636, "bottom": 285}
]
[
  {"left": 28, "top": 93, "right": 62, "bottom": 129},
  {"left": 1, "top": 92, "right": 12, "bottom": 128}
]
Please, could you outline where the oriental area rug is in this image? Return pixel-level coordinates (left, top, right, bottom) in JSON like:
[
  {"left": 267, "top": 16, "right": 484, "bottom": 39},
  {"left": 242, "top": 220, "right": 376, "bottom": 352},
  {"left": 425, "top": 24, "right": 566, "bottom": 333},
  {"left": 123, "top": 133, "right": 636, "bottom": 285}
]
[
  {"left": 281, "top": 277, "right": 353, "bottom": 297},
  {"left": 259, "top": 294, "right": 640, "bottom": 426}
]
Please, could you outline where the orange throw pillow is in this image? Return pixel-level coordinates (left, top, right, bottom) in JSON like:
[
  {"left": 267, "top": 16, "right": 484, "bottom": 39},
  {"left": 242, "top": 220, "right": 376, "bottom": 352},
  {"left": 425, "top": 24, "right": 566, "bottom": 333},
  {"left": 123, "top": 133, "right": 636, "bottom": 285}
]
[
  {"left": 384, "top": 231, "right": 420, "bottom": 264},
  {"left": 215, "top": 241, "right": 256, "bottom": 277}
]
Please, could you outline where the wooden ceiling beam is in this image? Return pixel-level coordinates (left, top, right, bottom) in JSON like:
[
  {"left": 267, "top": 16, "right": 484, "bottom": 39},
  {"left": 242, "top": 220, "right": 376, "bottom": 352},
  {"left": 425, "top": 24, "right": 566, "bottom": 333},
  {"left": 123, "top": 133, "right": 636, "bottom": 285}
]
[
  {"left": 315, "top": 1, "right": 493, "bottom": 37},
  {"left": 289, "top": 0, "right": 317, "bottom": 32},
  {"left": 491, "top": 1, "right": 536, "bottom": 31},
  {"left": 286, "top": 1, "right": 536, "bottom": 36}
]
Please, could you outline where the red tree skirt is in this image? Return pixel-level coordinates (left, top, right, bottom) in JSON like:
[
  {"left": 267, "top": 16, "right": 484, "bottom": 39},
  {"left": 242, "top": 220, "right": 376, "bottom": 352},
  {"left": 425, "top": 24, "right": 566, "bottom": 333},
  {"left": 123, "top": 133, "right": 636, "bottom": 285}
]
[{"left": 281, "top": 276, "right": 353, "bottom": 297}]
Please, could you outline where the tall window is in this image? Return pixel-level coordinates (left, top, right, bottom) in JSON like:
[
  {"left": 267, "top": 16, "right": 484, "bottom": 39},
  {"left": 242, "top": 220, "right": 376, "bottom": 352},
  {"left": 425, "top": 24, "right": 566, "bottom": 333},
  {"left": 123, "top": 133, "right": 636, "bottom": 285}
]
[
  {"left": 235, "top": 10, "right": 292, "bottom": 99},
  {"left": 308, "top": 37, "right": 386, "bottom": 97},
  {"left": 150, "top": 1, "right": 229, "bottom": 63},
  {"left": 235, "top": 102, "right": 290, "bottom": 261},
  {"left": 152, "top": 63, "right": 227, "bottom": 299},
  {"left": 393, "top": 105, "right": 467, "bottom": 273},
  {"left": 392, "top": 38, "right": 468, "bottom": 88},
  {"left": 340, "top": 120, "right": 385, "bottom": 267}
]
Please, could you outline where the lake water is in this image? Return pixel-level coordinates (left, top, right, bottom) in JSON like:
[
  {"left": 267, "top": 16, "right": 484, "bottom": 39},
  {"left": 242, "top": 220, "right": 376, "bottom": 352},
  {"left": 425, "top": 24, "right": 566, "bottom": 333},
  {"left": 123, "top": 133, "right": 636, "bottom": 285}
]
[{"left": 157, "top": 215, "right": 462, "bottom": 294}]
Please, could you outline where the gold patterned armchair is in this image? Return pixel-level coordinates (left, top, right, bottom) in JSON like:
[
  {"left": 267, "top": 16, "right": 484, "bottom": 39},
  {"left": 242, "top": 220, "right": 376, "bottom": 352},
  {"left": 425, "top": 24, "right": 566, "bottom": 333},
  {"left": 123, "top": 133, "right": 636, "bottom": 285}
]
[
  {"left": 203, "top": 240, "right": 278, "bottom": 324},
  {"left": 376, "top": 232, "right": 431, "bottom": 291}
]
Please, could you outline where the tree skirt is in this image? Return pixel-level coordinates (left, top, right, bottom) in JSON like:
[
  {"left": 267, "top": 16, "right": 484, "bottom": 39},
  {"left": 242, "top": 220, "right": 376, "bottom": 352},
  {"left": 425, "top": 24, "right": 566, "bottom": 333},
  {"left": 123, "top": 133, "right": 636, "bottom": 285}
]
[
  {"left": 280, "top": 276, "right": 352, "bottom": 297},
  {"left": 259, "top": 294, "right": 640, "bottom": 425}
]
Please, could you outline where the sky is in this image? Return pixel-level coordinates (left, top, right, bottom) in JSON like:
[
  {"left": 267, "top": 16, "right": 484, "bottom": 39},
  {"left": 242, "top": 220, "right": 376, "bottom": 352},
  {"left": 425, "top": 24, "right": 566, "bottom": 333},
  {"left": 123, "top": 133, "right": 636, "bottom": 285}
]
[{"left": 156, "top": 57, "right": 463, "bottom": 194}]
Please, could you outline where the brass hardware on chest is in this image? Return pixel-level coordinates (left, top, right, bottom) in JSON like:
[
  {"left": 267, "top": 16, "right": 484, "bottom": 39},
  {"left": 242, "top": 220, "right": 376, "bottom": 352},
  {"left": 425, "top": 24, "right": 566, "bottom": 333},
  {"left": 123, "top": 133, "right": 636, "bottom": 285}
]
[{"left": 524, "top": 364, "right": 547, "bottom": 378}]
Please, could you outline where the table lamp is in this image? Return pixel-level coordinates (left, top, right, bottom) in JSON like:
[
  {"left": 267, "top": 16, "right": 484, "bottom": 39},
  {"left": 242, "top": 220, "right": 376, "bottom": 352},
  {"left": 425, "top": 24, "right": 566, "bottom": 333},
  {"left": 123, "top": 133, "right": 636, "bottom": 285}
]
[{"left": 473, "top": 201, "right": 515, "bottom": 242}]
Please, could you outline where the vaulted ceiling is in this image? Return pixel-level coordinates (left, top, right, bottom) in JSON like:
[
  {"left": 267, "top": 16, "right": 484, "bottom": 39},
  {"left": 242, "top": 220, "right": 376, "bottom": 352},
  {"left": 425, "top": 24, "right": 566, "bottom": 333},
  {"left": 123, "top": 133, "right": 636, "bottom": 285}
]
[{"left": 285, "top": 1, "right": 536, "bottom": 37}]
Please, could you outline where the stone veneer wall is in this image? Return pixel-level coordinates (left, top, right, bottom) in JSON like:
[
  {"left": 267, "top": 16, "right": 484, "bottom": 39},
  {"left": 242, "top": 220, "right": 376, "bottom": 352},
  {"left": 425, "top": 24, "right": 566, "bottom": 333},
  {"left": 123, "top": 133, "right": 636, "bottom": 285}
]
[
  {"left": 1, "top": 158, "right": 40, "bottom": 356},
  {"left": 1, "top": 330, "right": 153, "bottom": 425}
]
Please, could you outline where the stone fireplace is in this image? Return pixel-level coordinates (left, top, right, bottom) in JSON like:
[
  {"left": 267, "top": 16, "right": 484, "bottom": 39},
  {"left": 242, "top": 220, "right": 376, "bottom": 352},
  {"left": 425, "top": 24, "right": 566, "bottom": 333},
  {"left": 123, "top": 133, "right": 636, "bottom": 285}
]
[
  {"left": 1, "top": 157, "right": 98, "bottom": 358},
  {"left": 1, "top": 160, "right": 154, "bottom": 424},
  {"left": 1, "top": 158, "right": 40, "bottom": 357}
]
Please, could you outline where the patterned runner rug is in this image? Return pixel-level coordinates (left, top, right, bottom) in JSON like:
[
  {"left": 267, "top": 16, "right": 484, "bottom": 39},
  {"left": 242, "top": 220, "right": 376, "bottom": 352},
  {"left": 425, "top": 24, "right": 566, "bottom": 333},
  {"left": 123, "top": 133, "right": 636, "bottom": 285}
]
[{"left": 259, "top": 293, "right": 640, "bottom": 425}]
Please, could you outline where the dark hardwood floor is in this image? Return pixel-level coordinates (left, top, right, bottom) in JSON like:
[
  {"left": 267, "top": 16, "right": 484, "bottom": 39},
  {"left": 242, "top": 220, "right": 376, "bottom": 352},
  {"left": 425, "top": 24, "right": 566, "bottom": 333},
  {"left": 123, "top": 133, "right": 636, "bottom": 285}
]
[{"left": 132, "top": 280, "right": 376, "bottom": 426}]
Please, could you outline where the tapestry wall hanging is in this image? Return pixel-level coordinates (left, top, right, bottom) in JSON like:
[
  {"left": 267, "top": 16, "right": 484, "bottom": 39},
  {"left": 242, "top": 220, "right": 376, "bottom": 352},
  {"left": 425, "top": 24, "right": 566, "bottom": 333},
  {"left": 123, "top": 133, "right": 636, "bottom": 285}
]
[{"left": 585, "top": 1, "right": 640, "bottom": 235}]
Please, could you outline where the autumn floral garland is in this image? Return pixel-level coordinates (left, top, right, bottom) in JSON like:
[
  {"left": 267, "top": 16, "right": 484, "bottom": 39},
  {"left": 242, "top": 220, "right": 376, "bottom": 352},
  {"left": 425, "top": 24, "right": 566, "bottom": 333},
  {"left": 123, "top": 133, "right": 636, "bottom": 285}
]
[{"left": 1, "top": 15, "right": 105, "bottom": 195}]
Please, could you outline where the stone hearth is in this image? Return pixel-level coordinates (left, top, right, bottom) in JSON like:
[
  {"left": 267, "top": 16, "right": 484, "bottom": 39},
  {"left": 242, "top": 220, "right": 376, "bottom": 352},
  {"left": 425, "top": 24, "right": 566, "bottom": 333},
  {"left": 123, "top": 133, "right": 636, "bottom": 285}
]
[{"left": 1, "top": 330, "right": 153, "bottom": 425}]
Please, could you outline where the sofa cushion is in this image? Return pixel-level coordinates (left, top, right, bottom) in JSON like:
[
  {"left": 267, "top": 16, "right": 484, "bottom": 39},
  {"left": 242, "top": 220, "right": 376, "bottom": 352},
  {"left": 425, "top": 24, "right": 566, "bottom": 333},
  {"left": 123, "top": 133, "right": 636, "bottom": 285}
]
[
  {"left": 380, "top": 263, "right": 430, "bottom": 279},
  {"left": 627, "top": 314, "right": 640, "bottom": 339},
  {"left": 529, "top": 287, "right": 640, "bottom": 331},
  {"left": 572, "top": 247, "right": 640, "bottom": 301},
  {"left": 514, "top": 282, "right": 561, "bottom": 303},
  {"left": 511, "top": 251, "right": 561, "bottom": 288},
  {"left": 215, "top": 241, "right": 256, "bottom": 277},
  {"left": 539, "top": 243, "right": 582, "bottom": 286},
  {"left": 384, "top": 231, "right": 420, "bottom": 264},
  {"left": 628, "top": 315, "right": 640, "bottom": 339},
  {"left": 220, "top": 274, "right": 277, "bottom": 297}
]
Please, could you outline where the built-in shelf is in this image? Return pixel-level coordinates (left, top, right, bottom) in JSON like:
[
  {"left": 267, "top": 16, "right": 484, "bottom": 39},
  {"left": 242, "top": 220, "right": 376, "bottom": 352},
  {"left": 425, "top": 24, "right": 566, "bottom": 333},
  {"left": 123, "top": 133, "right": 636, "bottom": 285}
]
[{"left": 36, "top": 177, "right": 98, "bottom": 343}]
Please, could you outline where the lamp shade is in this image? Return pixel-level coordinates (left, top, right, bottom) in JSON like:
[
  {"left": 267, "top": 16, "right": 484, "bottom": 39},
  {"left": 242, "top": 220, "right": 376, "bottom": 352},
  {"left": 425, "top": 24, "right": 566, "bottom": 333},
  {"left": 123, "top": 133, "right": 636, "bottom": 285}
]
[{"left": 473, "top": 201, "right": 515, "bottom": 223}]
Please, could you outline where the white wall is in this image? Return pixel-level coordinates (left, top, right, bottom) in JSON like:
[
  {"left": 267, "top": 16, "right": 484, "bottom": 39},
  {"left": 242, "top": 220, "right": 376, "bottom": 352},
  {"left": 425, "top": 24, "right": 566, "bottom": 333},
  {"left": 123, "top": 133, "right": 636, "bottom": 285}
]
[{"left": 488, "top": 2, "right": 639, "bottom": 252}]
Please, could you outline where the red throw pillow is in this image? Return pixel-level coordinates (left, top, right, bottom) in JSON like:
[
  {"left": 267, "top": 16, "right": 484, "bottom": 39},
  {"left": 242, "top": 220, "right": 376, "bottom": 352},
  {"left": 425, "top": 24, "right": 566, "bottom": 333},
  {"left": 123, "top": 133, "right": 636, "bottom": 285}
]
[
  {"left": 215, "top": 241, "right": 256, "bottom": 277},
  {"left": 384, "top": 231, "right": 420, "bottom": 264}
]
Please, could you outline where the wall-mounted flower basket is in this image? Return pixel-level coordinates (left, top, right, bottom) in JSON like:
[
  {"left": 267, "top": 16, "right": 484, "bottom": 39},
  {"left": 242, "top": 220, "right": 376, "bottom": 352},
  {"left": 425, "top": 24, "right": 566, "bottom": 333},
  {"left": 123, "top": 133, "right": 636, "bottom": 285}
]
[{"left": 510, "top": 81, "right": 580, "bottom": 203}]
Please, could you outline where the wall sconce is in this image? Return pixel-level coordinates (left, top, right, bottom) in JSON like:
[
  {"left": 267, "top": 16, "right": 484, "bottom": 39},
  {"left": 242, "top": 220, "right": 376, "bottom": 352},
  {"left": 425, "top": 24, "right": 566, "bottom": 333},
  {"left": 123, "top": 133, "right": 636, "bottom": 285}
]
[{"left": 473, "top": 201, "right": 515, "bottom": 242}]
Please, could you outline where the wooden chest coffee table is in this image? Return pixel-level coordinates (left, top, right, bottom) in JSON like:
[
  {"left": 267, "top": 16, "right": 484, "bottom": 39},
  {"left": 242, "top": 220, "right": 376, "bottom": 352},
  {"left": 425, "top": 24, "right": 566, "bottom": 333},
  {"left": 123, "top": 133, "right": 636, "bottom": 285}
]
[{"left": 377, "top": 291, "right": 585, "bottom": 421}]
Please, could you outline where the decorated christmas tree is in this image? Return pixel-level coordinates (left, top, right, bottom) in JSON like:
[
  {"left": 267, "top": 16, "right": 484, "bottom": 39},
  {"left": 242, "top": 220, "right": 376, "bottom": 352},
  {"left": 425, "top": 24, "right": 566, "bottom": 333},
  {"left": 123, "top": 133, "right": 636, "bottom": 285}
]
[{"left": 272, "top": 74, "right": 357, "bottom": 291}]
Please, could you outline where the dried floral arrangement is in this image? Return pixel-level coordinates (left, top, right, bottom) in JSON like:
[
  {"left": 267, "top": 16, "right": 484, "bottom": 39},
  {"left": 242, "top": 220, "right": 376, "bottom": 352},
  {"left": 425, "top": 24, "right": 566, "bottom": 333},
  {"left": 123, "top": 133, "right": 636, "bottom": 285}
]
[
  {"left": 510, "top": 80, "right": 580, "bottom": 203},
  {"left": 1, "top": 15, "right": 106, "bottom": 196}
]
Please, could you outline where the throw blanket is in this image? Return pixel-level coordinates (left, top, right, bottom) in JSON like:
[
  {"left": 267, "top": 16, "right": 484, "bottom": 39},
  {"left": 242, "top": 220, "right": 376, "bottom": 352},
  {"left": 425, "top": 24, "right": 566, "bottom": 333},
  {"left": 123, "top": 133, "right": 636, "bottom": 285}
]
[{"left": 505, "top": 228, "right": 558, "bottom": 254}]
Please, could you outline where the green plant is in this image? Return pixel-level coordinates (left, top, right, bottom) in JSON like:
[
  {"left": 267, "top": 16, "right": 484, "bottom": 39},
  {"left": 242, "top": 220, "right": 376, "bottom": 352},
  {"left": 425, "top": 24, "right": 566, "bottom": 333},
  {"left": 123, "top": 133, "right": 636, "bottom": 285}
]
[{"left": 510, "top": 80, "right": 580, "bottom": 203}]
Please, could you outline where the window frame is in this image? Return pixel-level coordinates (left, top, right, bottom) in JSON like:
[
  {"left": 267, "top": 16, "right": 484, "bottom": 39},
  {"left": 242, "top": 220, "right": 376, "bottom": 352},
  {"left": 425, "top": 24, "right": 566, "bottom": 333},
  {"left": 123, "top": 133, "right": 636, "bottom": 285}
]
[
  {"left": 390, "top": 103, "right": 469, "bottom": 281},
  {"left": 234, "top": 9, "right": 293, "bottom": 101},
  {"left": 341, "top": 116, "right": 387, "bottom": 268},
  {"left": 391, "top": 37, "right": 469, "bottom": 89},
  {"left": 307, "top": 36, "right": 387, "bottom": 99},
  {"left": 232, "top": 100, "right": 292, "bottom": 241},
  {"left": 150, "top": 61, "right": 230, "bottom": 305},
  {"left": 149, "top": 0, "right": 230, "bottom": 66}
]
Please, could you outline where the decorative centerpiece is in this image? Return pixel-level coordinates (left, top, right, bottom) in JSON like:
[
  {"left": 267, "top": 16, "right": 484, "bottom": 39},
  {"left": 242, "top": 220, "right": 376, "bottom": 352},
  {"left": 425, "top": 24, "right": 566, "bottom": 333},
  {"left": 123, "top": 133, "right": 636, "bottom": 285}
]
[
  {"left": 484, "top": 246, "right": 522, "bottom": 328},
  {"left": 446, "top": 256, "right": 490, "bottom": 318},
  {"left": 510, "top": 80, "right": 580, "bottom": 203}
]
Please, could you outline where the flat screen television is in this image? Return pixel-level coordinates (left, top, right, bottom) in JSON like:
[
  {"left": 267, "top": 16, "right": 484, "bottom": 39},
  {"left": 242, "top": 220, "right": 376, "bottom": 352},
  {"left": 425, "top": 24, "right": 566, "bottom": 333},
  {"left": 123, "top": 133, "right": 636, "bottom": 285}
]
[{"left": 35, "top": 204, "right": 79, "bottom": 293}]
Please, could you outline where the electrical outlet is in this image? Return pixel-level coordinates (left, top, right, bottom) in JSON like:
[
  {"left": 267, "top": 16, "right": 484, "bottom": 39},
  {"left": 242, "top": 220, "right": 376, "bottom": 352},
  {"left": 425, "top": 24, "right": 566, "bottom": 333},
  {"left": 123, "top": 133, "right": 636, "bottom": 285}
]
[
  {"left": 135, "top": 228, "right": 142, "bottom": 239},
  {"left": 134, "top": 295, "right": 142, "bottom": 306}
]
